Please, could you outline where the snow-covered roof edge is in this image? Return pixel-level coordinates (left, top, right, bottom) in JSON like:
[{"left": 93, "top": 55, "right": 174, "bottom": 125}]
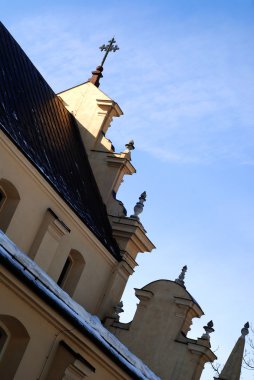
[{"left": 0, "top": 231, "right": 160, "bottom": 380}]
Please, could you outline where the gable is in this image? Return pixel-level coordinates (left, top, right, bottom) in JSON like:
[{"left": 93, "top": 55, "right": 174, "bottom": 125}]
[{"left": 0, "top": 22, "right": 120, "bottom": 259}]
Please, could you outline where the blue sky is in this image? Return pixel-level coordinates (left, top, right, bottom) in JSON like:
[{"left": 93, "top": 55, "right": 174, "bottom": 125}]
[{"left": 2, "top": 1, "right": 254, "bottom": 378}]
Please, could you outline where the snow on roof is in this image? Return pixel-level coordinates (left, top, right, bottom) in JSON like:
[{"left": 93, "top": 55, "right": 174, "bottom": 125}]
[{"left": 0, "top": 231, "right": 160, "bottom": 380}]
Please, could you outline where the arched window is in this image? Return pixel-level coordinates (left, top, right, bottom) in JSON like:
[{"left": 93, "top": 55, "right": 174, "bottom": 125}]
[
  {"left": 0, "top": 179, "right": 20, "bottom": 232},
  {"left": 57, "top": 250, "right": 85, "bottom": 296},
  {"left": 0, "top": 315, "right": 30, "bottom": 379}
]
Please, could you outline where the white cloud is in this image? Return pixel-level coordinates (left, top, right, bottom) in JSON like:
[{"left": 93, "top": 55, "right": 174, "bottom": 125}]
[{"left": 9, "top": 5, "right": 254, "bottom": 166}]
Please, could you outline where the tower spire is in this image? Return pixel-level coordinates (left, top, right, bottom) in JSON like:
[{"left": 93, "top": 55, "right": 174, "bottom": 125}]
[
  {"left": 215, "top": 322, "right": 249, "bottom": 380},
  {"left": 88, "top": 37, "right": 119, "bottom": 87}
]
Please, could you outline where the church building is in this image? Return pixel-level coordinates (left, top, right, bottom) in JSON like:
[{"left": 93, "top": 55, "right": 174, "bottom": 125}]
[{"left": 0, "top": 22, "right": 248, "bottom": 380}]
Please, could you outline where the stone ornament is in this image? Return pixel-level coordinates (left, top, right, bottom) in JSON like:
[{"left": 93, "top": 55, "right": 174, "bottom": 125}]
[
  {"left": 201, "top": 320, "right": 215, "bottom": 340},
  {"left": 175, "top": 265, "right": 187, "bottom": 287},
  {"left": 130, "top": 191, "right": 147, "bottom": 220}
]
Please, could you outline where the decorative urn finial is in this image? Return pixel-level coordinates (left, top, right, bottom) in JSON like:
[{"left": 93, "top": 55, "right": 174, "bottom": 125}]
[
  {"left": 125, "top": 140, "right": 135, "bottom": 151},
  {"left": 130, "top": 191, "right": 147, "bottom": 220},
  {"left": 201, "top": 320, "right": 215, "bottom": 340},
  {"left": 175, "top": 265, "right": 187, "bottom": 287},
  {"left": 113, "top": 301, "right": 124, "bottom": 321},
  {"left": 241, "top": 322, "right": 249, "bottom": 338}
]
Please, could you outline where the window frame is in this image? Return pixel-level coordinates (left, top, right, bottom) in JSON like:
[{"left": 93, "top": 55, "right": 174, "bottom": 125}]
[{"left": 0, "top": 179, "right": 20, "bottom": 232}]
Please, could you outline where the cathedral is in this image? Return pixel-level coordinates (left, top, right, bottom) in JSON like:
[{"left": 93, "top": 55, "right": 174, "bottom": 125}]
[{"left": 0, "top": 22, "right": 248, "bottom": 380}]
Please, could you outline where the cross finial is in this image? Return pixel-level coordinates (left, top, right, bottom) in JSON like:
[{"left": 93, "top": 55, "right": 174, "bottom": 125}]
[
  {"left": 99, "top": 37, "right": 119, "bottom": 67},
  {"left": 175, "top": 265, "right": 187, "bottom": 287},
  {"left": 88, "top": 37, "right": 119, "bottom": 87}
]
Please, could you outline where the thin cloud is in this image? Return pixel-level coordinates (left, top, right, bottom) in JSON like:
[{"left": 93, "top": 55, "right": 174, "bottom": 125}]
[{"left": 10, "top": 7, "right": 254, "bottom": 166}]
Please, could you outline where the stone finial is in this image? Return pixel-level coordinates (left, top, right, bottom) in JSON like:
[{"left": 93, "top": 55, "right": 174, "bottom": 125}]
[
  {"left": 113, "top": 301, "right": 124, "bottom": 321},
  {"left": 130, "top": 191, "right": 147, "bottom": 220},
  {"left": 241, "top": 322, "right": 249, "bottom": 338},
  {"left": 175, "top": 265, "right": 187, "bottom": 287},
  {"left": 201, "top": 320, "right": 215, "bottom": 340},
  {"left": 125, "top": 140, "right": 135, "bottom": 151},
  {"left": 88, "top": 65, "right": 103, "bottom": 87}
]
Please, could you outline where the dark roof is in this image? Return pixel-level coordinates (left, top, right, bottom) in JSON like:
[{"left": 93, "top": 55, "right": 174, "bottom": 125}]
[{"left": 0, "top": 22, "right": 120, "bottom": 259}]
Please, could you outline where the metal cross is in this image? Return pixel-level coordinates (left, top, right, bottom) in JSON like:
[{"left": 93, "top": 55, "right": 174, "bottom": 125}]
[{"left": 99, "top": 38, "right": 119, "bottom": 67}]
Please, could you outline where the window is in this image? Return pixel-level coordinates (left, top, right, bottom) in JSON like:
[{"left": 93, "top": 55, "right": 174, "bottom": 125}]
[
  {"left": 57, "top": 250, "right": 85, "bottom": 296},
  {"left": 0, "top": 179, "right": 20, "bottom": 232},
  {"left": 57, "top": 256, "right": 73, "bottom": 287},
  {"left": 0, "top": 315, "right": 29, "bottom": 379},
  {"left": 46, "top": 341, "right": 95, "bottom": 380}
]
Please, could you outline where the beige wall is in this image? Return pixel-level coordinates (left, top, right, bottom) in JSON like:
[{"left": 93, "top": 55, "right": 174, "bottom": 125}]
[
  {"left": 0, "top": 78, "right": 157, "bottom": 380},
  {"left": 0, "top": 78, "right": 155, "bottom": 318},
  {"left": 59, "top": 83, "right": 136, "bottom": 214},
  {"left": 59, "top": 82, "right": 123, "bottom": 153},
  {"left": 0, "top": 131, "right": 120, "bottom": 318},
  {"left": 108, "top": 280, "right": 216, "bottom": 380},
  {"left": 0, "top": 264, "right": 138, "bottom": 380}
]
